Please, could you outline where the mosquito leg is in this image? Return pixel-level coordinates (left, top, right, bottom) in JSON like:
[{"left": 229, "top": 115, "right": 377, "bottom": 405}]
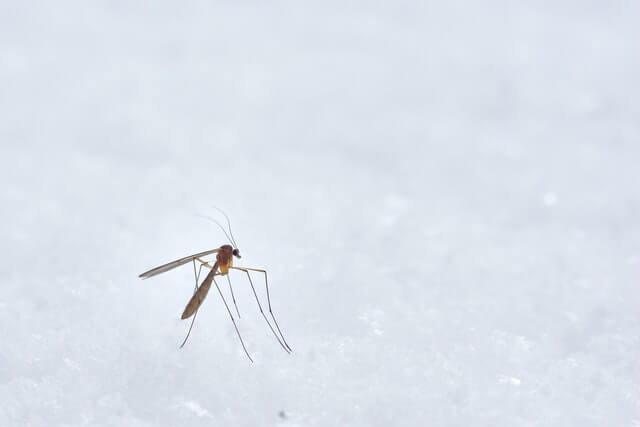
[
  {"left": 212, "top": 276, "right": 253, "bottom": 362},
  {"left": 230, "top": 267, "right": 290, "bottom": 353},
  {"left": 237, "top": 267, "right": 292, "bottom": 351},
  {"left": 180, "top": 310, "right": 199, "bottom": 348},
  {"left": 196, "top": 257, "right": 215, "bottom": 270},
  {"left": 192, "top": 259, "right": 207, "bottom": 292},
  {"left": 180, "top": 260, "right": 206, "bottom": 348},
  {"left": 226, "top": 274, "right": 241, "bottom": 319}
]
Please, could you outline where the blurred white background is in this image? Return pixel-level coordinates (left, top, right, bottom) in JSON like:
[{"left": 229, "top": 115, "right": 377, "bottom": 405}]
[{"left": 1, "top": 1, "right": 639, "bottom": 426}]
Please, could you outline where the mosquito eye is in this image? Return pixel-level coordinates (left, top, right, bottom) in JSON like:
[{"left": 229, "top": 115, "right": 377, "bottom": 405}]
[{"left": 232, "top": 249, "right": 240, "bottom": 256}]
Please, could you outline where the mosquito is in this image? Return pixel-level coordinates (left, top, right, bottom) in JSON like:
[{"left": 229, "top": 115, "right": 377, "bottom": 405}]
[{"left": 138, "top": 211, "right": 291, "bottom": 362}]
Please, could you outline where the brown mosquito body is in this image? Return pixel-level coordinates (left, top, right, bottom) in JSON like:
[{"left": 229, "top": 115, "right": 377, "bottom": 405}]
[{"left": 138, "top": 214, "right": 291, "bottom": 362}]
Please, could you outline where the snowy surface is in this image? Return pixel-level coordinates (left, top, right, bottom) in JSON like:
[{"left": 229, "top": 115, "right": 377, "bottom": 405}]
[{"left": 1, "top": 1, "right": 640, "bottom": 426}]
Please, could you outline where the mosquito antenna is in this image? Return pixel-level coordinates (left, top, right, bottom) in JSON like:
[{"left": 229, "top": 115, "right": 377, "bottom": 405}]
[
  {"left": 195, "top": 214, "right": 234, "bottom": 246},
  {"left": 212, "top": 206, "right": 238, "bottom": 248}
]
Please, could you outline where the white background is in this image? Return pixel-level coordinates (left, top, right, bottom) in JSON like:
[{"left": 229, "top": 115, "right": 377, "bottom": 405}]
[{"left": 1, "top": 1, "right": 639, "bottom": 426}]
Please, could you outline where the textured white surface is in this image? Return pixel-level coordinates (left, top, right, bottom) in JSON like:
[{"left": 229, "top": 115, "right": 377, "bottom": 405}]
[{"left": 1, "top": 1, "right": 639, "bottom": 426}]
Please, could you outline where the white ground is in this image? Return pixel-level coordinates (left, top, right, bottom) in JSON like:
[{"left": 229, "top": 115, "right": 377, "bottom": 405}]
[{"left": 1, "top": 1, "right": 639, "bottom": 426}]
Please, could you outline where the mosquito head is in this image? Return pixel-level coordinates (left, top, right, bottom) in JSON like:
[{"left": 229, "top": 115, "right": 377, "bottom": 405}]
[{"left": 232, "top": 248, "right": 241, "bottom": 258}]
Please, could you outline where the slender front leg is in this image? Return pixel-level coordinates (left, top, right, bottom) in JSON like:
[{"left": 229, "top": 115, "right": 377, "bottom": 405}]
[
  {"left": 229, "top": 266, "right": 290, "bottom": 353},
  {"left": 233, "top": 266, "right": 292, "bottom": 352}
]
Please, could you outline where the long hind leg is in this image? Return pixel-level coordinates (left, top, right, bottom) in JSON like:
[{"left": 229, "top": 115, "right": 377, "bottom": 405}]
[{"left": 179, "top": 260, "right": 208, "bottom": 348}]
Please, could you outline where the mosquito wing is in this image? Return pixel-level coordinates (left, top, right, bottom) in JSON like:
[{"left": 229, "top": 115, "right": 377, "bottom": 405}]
[
  {"left": 181, "top": 264, "right": 218, "bottom": 319},
  {"left": 139, "top": 248, "right": 220, "bottom": 279}
]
